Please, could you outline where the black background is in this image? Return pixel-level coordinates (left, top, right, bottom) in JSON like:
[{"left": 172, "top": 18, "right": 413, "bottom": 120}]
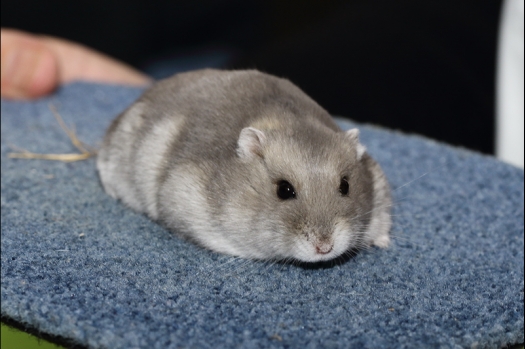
[{"left": 2, "top": 0, "right": 503, "bottom": 154}]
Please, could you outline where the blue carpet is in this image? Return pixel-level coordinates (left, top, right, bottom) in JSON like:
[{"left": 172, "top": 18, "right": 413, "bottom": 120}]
[{"left": 1, "top": 82, "right": 523, "bottom": 349}]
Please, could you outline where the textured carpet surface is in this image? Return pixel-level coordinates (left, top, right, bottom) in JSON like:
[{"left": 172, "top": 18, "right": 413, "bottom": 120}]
[{"left": 1, "top": 82, "right": 523, "bottom": 349}]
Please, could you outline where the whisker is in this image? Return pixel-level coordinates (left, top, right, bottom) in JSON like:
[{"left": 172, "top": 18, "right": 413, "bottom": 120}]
[{"left": 392, "top": 171, "right": 431, "bottom": 192}]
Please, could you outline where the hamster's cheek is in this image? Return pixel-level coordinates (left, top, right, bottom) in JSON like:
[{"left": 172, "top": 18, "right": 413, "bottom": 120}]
[
  {"left": 287, "top": 238, "right": 318, "bottom": 262},
  {"left": 331, "top": 218, "right": 357, "bottom": 254}
]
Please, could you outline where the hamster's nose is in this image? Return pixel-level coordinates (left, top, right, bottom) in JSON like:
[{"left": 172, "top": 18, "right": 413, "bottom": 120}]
[{"left": 316, "top": 243, "right": 333, "bottom": 255}]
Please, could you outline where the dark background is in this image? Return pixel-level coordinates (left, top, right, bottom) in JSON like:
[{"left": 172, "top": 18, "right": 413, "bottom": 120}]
[{"left": 2, "top": 0, "right": 503, "bottom": 154}]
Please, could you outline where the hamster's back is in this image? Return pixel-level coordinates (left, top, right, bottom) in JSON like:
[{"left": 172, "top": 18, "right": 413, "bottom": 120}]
[{"left": 97, "top": 69, "right": 340, "bottom": 217}]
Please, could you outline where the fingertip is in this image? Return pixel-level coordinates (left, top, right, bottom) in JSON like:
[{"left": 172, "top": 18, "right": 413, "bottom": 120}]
[
  {"left": 25, "top": 47, "right": 59, "bottom": 98},
  {"left": 1, "top": 29, "right": 59, "bottom": 99}
]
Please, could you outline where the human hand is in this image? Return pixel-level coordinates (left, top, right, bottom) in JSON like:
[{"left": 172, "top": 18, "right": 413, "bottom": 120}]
[{"left": 1, "top": 28, "right": 152, "bottom": 99}]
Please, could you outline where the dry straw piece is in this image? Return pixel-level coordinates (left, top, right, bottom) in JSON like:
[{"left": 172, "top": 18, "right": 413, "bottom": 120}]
[{"left": 8, "top": 104, "right": 97, "bottom": 162}]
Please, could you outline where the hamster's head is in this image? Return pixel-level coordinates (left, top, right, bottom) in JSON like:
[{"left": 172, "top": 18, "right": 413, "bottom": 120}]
[{"left": 233, "top": 121, "right": 384, "bottom": 263}]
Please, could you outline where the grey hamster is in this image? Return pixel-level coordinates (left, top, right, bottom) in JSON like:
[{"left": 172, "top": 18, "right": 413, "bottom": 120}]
[{"left": 97, "top": 69, "right": 391, "bottom": 263}]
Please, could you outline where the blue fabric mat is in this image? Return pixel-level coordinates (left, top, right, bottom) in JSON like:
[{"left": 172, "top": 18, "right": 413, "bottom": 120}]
[{"left": 1, "top": 82, "right": 523, "bottom": 349}]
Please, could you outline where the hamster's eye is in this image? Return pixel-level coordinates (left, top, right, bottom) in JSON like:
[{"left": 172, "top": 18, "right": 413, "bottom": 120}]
[
  {"left": 339, "top": 177, "right": 349, "bottom": 196},
  {"left": 276, "top": 180, "right": 296, "bottom": 200}
]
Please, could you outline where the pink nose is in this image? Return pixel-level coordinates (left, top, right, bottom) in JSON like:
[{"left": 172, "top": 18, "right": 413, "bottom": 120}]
[{"left": 316, "top": 244, "right": 333, "bottom": 254}]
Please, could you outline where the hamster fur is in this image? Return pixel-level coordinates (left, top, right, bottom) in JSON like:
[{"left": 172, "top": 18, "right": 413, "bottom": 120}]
[{"left": 97, "top": 69, "right": 392, "bottom": 263}]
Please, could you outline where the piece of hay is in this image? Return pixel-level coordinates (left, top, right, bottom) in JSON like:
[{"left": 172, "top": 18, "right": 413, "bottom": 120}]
[{"left": 8, "top": 104, "right": 97, "bottom": 162}]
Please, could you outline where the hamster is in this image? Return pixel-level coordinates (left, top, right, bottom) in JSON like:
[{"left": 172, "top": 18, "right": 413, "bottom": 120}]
[{"left": 97, "top": 69, "right": 392, "bottom": 263}]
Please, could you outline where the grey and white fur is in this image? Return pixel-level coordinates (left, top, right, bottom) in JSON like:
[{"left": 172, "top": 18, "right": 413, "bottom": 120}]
[{"left": 97, "top": 69, "right": 391, "bottom": 263}]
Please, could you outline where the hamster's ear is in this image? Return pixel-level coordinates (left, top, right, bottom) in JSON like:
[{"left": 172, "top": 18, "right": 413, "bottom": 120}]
[
  {"left": 345, "top": 128, "right": 366, "bottom": 160},
  {"left": 237, "top": 127, "right": 266, "bottom": 160}
]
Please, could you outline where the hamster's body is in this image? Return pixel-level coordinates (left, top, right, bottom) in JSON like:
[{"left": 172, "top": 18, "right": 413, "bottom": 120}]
[{"left": 97, "top": 69, "right": 391, "bottom": 262}]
